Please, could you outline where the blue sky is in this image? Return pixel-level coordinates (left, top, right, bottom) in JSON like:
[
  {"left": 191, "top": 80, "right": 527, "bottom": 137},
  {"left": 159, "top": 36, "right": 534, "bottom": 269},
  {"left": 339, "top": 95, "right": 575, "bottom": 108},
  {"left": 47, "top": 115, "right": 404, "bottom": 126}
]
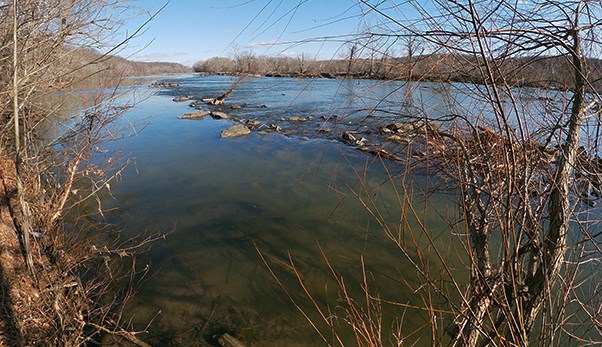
[{"left": 117, "top": 0, "right": 371, "bottom": 66}]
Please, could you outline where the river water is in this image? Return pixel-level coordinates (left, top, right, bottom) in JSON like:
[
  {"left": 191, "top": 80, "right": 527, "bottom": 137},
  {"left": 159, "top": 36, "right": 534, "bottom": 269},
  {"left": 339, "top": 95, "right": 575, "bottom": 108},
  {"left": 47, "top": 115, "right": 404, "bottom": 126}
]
[{"left": 93, "top": 74, "right": 562, "bottom": 346}]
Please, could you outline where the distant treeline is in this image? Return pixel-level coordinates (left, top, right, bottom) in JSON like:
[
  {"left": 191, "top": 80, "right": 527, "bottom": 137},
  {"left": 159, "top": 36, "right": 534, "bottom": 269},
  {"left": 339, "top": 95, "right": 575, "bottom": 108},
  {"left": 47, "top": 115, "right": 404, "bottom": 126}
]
[{"left": 194, "top": 54, "right": 602, "bottom": 90}]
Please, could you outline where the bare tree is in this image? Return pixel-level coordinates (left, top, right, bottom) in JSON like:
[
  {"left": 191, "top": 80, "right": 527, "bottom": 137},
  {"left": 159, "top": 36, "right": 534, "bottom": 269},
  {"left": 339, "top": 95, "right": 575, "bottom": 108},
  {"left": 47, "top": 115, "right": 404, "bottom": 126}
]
[
  {"left": 353, "top": 0, "right": 602, "bottom": 345},
  {"left": 259, "top": 1, "right": 602, "bottom": 346}
]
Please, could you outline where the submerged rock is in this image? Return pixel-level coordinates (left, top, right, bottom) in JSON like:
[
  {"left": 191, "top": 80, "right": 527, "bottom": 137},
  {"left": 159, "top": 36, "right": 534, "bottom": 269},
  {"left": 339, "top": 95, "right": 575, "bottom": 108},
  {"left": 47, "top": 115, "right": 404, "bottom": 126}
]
[
  {"left": 217, "top": 333, "right": 246, "bottom": 347},
  {"left": 173, "top": 96, "right": 190, "bottom": 102},
  {"left": 189, "top": 101, "right": 204, "bottom": 109},
  {"left": 221, "top": 124, "right": 251, "bottom": 138},
  {"left": 180, "top": 111, "right": 211, "bottom": 120}
]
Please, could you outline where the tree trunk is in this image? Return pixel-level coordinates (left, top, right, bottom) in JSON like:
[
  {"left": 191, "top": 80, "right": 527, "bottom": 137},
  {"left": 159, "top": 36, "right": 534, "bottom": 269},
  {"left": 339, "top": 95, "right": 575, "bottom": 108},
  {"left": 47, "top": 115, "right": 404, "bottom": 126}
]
[
  {"left": 12, "top": 0, "right": 36, "bottom": 281},
  {"left": 523, "top": 19, "right": 586, "bottom": 333}
]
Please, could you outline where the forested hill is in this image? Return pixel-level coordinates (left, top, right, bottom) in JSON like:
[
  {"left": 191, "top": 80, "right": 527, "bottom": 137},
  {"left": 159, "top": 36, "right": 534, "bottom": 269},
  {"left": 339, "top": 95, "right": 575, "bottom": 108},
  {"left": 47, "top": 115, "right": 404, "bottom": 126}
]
[
  {"left": 69, "top": 48, "right": 190, "bottom": 76},
  {"left": 55, "top": 48, "right": 190, "bottom": 88},
  {"left": 42, "top": 48, "right": 192, "bottom": 89}
]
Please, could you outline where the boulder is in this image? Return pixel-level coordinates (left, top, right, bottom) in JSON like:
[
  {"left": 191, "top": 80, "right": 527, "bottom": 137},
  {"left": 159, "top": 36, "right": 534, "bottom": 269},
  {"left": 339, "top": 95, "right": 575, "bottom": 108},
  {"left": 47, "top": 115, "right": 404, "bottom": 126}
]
[
  {"left": 221, "top": 124, "right": 251, "bottom": 138},
  {"left": 230, "top": 104, "right": 242, "bottom": 110},
  {"left": 180, "top": 111, "right": 211, "bottom": 120},
  {"left": 211, "top": 111, "right": 230, "bottom": 120}
]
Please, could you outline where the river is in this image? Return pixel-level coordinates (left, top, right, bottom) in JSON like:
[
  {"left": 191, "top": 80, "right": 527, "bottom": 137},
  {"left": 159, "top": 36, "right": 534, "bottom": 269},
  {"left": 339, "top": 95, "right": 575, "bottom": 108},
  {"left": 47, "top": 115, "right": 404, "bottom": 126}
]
[{"left": 92, "top": 74, "right": 560, "bottom": 346}]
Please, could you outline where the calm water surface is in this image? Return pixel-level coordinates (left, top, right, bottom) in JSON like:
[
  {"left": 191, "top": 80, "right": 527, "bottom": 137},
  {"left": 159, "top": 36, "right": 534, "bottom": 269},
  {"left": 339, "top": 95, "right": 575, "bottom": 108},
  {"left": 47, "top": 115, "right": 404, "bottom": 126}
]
[{"left": 99, "top": 75, "right": 482, "bottom": 346}]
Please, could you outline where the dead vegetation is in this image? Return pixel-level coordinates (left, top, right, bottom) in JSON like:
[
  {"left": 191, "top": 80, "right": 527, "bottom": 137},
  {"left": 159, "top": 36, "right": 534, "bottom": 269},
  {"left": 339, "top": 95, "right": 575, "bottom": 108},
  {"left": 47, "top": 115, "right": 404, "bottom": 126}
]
[{"left": 0, "top": 0, "right": 176, "bottom": 345}]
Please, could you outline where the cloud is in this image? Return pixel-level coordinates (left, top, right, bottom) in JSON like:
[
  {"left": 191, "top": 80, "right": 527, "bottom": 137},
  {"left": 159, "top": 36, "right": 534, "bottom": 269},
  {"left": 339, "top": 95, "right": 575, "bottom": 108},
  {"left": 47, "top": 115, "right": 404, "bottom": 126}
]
[
  {"left": 224, "top": 28, "right": 235, "bottom": 33},
  {"left": 245, "top": 40, "right": 281, "bottom": 48}
]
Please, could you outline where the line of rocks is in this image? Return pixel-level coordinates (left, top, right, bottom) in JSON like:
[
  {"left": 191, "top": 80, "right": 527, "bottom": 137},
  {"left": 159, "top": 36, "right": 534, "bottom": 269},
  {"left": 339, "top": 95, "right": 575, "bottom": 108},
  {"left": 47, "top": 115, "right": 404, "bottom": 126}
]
[{"left": 178, "top": 103, "right": 427, "bottom": 166}]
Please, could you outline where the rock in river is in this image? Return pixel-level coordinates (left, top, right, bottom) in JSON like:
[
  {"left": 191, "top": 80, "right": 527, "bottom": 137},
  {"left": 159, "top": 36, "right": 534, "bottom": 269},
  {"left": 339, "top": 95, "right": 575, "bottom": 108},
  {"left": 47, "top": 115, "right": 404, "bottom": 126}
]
[
  {"left": 221, "top": 124, "right": 251, "bottom": 138},
  {"left": 211, "top": 111, "right": 230, "bottom": 119},
  {"left": 173, "top": 96, "right": 190, "bottom": 102},
  {"left": 180, "top": 111, "right": 211, "bottom": 120},
  {"left": 342, "top": 131, "right": 367, "bottom": 146}
]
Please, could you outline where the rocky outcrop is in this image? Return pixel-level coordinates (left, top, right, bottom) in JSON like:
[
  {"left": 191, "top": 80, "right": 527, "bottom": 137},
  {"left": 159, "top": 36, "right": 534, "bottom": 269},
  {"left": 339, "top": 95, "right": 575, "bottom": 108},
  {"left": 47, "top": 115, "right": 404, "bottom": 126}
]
[{"left": 221, "top": 124, "right": 251, "bottom": 138}]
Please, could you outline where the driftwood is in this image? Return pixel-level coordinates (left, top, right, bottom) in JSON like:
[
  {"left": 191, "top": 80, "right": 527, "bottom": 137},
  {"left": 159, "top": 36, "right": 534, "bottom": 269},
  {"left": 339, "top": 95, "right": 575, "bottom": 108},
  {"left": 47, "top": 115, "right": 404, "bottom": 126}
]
[
  {"left": 358, "top": 146, "right": 403, "bottom": 161},
  {"left": 94, "top": 324, "right": 152, "bottom": 347},
  {"left": 205, "top": 78, "right": 244, "bottom": 105}
]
